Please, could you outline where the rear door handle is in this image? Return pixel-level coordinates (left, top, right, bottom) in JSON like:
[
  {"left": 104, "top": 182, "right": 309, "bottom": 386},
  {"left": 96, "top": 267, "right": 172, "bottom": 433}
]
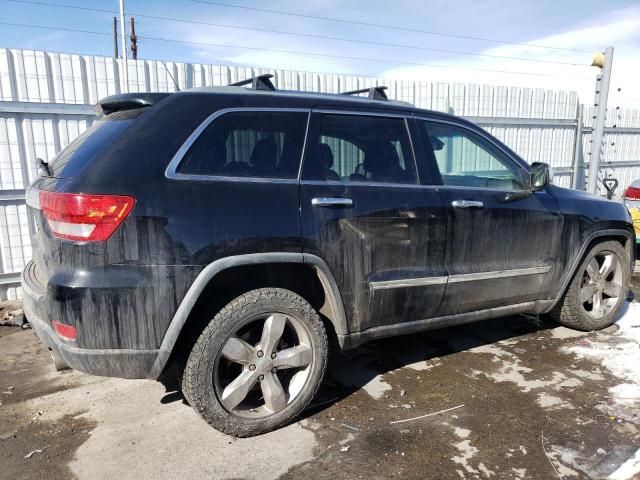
[
  {"left": 311, "top": 197, "right": 353, "bottom": 208},
  {"left": 451, "top": 200, "right": 484, "bottom": 209}
]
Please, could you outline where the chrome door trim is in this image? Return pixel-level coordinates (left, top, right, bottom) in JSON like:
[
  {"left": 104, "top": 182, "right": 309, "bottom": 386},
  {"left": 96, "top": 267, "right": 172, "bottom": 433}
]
[
  {"left": 368, "top": 265, "right": 551, "bottom": 291},
  {"left": 448, "top": 265, "right": 551, "bottom": 283},
  {"left": 370, "top": 276, "right": 448, "bottom": 291},
  {"left": 165, "top": 107, "right": 311, "bottom": 182}
]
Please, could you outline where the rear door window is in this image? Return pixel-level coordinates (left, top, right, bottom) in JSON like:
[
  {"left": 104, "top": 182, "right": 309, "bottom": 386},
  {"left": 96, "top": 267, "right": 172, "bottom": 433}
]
[
  {"left": 177, "top": 110, "right": 309, "bottom": 179},
  {"left": 302, "top": 113, "right": 417, "bottom": 184}
]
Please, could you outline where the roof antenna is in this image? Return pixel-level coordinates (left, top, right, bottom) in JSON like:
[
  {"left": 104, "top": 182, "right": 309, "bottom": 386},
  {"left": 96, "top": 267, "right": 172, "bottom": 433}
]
[{"left": 161, "top": 61, "right": 181, "bottom": 92}]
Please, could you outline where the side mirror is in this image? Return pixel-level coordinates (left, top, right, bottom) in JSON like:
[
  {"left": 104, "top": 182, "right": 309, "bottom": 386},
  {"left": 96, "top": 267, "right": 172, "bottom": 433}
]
[{"left": 530, "top": 162, "right": 552, "bottom": 190}]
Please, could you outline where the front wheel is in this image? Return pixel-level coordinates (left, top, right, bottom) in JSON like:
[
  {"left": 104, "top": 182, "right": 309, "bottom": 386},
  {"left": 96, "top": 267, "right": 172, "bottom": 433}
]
[
  {"left": 551, "top": 240, "right": 630, "bottom": 331},
  {"left": 182, "top": 288, "right": 328, "bottom": 437}
]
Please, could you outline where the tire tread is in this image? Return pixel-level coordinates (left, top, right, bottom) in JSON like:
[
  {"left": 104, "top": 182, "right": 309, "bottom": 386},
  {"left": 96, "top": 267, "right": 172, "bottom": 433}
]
[
  {"left": 182, "top": 288, "right": 327, "bottom": 437},
  {"left": 550, "top": 240, "right": 629, "bottom": 331}
]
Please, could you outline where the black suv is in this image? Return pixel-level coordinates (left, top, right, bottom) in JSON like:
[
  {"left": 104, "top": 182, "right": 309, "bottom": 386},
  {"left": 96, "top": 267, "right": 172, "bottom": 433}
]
[{"left": 22, "top": 76, "right": 635, "bottom": 437}]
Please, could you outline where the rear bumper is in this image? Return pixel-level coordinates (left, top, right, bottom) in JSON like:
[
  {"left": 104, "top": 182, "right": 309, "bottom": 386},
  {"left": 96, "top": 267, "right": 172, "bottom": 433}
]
[{"left": 21, "top": 261, "right": 160, "bottom": 379}]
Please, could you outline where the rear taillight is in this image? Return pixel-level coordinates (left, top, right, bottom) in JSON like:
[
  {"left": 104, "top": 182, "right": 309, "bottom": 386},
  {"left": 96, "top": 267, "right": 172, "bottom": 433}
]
[
  {"left": 39, "top": 191, "right": 135, "bottom": 242},
  {"left": 625, "top": 185, "right": 640, "bottom": 200},
  {"left": 52, "top": 320, "right": 77, "bottom": 341}
]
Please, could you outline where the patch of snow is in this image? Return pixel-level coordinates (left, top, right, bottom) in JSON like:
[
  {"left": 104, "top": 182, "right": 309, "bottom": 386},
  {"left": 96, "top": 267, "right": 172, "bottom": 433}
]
[
  {"left": 609, "top": 448, "right": 640, "bottom": 480},
  {"left": 562, "top": 302, "right": 640, "bottom": 416},
  {"left": 537, "top": 392, "right": 575, "bottom": 409},
  {"left": 360, "top": 376, "right": 393, "bottom": 399},
  {"left": 548, "top": 447, "right": 582, "bottom": 478},
  {"left": 551, "top": 327, "right": 588, "bottom": 339},
  {"left": 452, "top": 440, "right": 479, "bottom": 475},
  {"left": 405, "top": 358, "right": 441, "bottom": 371},
  {"left": 477, "top": 462, "right": 495, "bottom": 477},
  {"left": 470, "top": 344, "right": 583, "bottom": 393},
  {"left": 453, "top": 427, "right": 471, "bottom": 439},
  {"left": 609, "top": 383, "right": 640, "bottom": 406},
  {"left": 512, "top": 468, "right": 528, "bottom": 479},
  {"left": 571, "top": 369, "right": 605, "bottom": 381}
]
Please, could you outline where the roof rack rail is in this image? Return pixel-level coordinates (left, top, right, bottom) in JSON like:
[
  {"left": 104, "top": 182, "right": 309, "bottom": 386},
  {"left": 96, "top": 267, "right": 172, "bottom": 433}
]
[
  {"left": 342, "top": 86, "right": 388, "bottom": 101},
  {"left": 229, "top": 74, "right": 276, "bottom": 91}
]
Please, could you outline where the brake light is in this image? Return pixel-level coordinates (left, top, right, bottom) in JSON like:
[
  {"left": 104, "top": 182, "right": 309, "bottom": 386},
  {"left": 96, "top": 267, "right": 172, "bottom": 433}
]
[
  {"left": 39, "top": 191, "right": 135, "bottom": 242},
  {"left": 52, "top": 320, "right": 77, "bottom": 341},
  {"left": 625, "top": 185, "right": 640, "bottom": 200}
]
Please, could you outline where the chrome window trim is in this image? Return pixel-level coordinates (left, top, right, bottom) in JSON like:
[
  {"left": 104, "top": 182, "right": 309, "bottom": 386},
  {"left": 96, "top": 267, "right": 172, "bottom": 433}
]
[
  {"left": 304, "top": 108, "right": 420, "bottom": 186},
  {"left": 370, "top": 276, "right": 448, "bottom": 291},
  {"left": 165, "top": 107, "right": 311, "bottom": 182},
  {"left": 312, "top": 109, "right": 411, "bottom": 119},
  {"left": 300, "top": 180, "right": 543, "bottom": 194},
  {"left": 448, "top": 266, "right": 551, "bottom": 283},
  {"left": 301, "top": 179, "right": 428, "bottom": 189},
  {"left": 435, "top": 184, "right": 538, "bottom": 194}
]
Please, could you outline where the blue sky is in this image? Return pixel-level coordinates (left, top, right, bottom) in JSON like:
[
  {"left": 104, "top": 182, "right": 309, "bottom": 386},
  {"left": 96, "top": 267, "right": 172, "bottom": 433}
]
[{"left": 1, "top": 0, "right": 639, "bottom": 105}]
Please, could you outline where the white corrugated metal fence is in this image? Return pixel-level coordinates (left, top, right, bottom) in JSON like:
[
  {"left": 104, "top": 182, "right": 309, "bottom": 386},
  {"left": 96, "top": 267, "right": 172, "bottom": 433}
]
[{"left": 1, "top": 48, "right": 639, "bottom": 299}]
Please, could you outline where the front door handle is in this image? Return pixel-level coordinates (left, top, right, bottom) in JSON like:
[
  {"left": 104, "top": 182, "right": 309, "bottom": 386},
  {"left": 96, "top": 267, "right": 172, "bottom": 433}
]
[
  {"left": 451, "top": 200, "right": 484, "bottom": 209},
  {"left": 311, "top": 197, "right": 353, "bottom": 208}
]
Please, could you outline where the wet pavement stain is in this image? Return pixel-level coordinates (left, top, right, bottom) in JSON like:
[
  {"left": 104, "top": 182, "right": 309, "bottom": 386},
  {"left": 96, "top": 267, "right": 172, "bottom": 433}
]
[
  {"left": 282, "top": 305, "right": 640, "bottom": 480},
  {"left": 1, "top": 413, "right": 96, "bottom": 480},
  {"left": 0, "top": 268, "right": 638, "bottom": 480},
  {"left": 0, "top": 329, "right": 98, "bottom": 480}
]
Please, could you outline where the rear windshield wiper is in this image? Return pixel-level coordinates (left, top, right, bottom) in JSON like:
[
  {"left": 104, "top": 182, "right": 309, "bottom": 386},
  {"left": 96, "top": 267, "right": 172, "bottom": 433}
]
[{"left": 37, "top": 157, "right": 52, "bottom": 177}]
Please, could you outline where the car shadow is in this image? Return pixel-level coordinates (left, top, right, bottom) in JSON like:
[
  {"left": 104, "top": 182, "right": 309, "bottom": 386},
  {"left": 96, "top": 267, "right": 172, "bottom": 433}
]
[
  {"left": 159, "top": 314, "right": 557, "bottom": 414},
  {"left": 298, "top": 313, "right": 557, "bottom": 421}
]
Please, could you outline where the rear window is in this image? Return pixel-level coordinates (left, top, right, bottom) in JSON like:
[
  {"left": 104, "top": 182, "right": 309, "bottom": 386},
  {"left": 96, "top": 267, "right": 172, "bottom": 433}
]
[
  {"left": 176, "top": 111, "right": 308, "bottom": 179},
  {"left": 48, "top": 109, "right": 144, "bottom": 178}
]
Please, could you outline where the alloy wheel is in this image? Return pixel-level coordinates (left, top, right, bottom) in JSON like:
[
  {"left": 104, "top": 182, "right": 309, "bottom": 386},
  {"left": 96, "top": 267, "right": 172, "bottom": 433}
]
[
  {"left": 579, "top": 251, "right": 623, "bottom": 318},
  {"left": 213, "top": 313, "right": 313, "bottom": 418}
]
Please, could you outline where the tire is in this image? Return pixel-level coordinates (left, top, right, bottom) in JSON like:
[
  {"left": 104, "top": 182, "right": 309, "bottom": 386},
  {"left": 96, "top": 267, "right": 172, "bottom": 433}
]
[
  {"left": 551, "top": 240, "right": 630, "bottom": 331},
  {"left": 182, "top": 288, "right": 328, "bottom": 437}
]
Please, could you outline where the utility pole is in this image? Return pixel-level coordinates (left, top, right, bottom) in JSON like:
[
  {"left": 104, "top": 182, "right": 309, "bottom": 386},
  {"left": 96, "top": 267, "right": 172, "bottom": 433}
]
[
  {"left": 119, "top": 0, "right": 128, "bottom": 93},
  {"left": 113, "top": 17, "right": 119, "bottom": 59},
  {"left": 587, "top": 46, "right": 614, "bottom": 194},
  {"left": 130, "top": 17, "right": 138, "bottom": 60}
]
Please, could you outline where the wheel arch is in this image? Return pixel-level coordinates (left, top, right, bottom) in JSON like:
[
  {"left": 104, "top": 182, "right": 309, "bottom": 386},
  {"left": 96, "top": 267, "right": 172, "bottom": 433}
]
[
  {"left": 149, "top": 253, "right": 348, "bottom": 379},
  {"left": 547, "top": 228, "right": 635, "bottom": 312}
]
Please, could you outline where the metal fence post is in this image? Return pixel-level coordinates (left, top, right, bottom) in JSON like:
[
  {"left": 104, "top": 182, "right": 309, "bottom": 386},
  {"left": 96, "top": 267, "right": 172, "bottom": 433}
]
[
  {"left": 587, "top": 46, "right": 614, "bottom": 194},
  {"left": 571, "top": 104, "right": 585, "bottom": 190}
]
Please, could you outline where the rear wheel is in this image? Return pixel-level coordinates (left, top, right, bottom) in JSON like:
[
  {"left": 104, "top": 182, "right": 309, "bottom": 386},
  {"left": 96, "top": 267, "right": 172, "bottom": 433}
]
[
  {"left": 551, "top": 240, "right": 630, "bottom": 331},
  {"left": 182, "top": 288, "right": 328, "bottom": 437}
]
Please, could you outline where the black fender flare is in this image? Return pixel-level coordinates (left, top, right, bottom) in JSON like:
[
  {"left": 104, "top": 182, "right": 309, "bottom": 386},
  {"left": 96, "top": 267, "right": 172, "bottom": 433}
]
[
  {"left": 148, "top": 252, "right": 348, "bottom": 379},
  {"left": 546, "top": 228, "right": 635, "bottom": 312}
]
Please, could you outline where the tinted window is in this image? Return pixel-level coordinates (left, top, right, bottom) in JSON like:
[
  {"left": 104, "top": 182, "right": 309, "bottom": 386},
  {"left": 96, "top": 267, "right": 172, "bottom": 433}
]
[
  {"left": 49, "top": 108, "right": 144, "bottom": 178},
  {"left": 303, "top": 114, "right": 417, "bottom": 184},
  {"left": 178, "top": 111, "right": 308, "bottom": 179},
  {"left": 420, "top": 121, "right": 527, "bottom": 190}
]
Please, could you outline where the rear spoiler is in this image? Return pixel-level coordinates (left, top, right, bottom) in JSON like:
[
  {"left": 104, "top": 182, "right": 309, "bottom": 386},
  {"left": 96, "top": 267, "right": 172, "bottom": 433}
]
[{"left": 96, "top": 93, "right": 172, "bottom": 115}]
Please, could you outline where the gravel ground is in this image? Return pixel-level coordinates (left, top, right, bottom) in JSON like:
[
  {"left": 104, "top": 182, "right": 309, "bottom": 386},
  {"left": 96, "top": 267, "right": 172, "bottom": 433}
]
[{"left": 1, "top": 265, "right": 639, "bottom": 480}]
